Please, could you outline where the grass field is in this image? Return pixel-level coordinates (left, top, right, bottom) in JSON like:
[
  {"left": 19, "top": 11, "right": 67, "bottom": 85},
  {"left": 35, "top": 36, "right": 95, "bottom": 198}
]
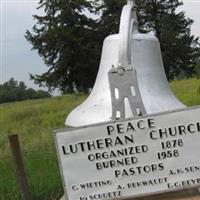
[
  {"left": 170, "top": 78, "right": 200, "bottom": 106},
  {"left": 0, "top": 95, "right": 86, "bottom": 200},
  {"left": 1, "top": 78, "right": 200, "bottom": 200}
]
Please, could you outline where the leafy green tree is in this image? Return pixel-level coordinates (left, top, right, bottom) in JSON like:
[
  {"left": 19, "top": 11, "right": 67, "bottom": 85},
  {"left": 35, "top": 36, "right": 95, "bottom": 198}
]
[
  {"left": 19, "top": 81, "right": 27, "bottom": 90},
  {"left": 96, "top": 0, "right": 126, "bottom": 38},
  {"left": 26, "top": 0, "right": 200, "bottom": 93},
  {"left": 26, "top": 0, "right": 100, "bottom": 93},
  {"left": 0, "top": 78, "right": 51, "bottom": 104},
  {"left": 3, "top": 78, "right": 18, "bottom": 89}
]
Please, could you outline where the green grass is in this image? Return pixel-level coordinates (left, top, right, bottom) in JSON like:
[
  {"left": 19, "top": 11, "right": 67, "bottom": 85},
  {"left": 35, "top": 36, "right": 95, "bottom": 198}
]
[
  {"left": 1, "top": 78, "right": 200, "bottom": 200},
  {"left": 0, "top": 94, "right": 86, "bottom": 200},
  {"left": 170, "top": 78, "right": 200, "bottom": 106}
]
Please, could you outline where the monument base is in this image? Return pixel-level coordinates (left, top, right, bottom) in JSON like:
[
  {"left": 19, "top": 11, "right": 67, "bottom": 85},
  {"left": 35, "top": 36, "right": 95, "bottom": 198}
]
[{"left": 60, "top": 188, "right": 200, "bottom": 200}]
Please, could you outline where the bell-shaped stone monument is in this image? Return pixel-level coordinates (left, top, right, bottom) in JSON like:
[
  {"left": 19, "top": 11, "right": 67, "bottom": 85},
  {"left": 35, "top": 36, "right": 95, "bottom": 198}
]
[{"left": 65, "top": 0, "right": 185, "bottom": 127}]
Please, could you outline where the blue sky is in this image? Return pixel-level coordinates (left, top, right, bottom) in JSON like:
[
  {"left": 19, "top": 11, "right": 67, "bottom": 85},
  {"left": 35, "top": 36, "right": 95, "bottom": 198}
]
[{"left": 0, "top": 0, "right": 200, "bottom": 92}]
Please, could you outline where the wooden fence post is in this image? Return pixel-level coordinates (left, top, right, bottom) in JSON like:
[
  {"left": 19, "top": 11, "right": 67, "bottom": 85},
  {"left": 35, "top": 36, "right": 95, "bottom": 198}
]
[{"left": 8, "top": 134, "right": 32, "bottom": 200}]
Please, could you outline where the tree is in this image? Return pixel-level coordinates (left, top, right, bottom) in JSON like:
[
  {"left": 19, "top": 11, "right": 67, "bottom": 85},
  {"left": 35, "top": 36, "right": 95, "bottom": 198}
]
[
  {"left": 0, "top": 78, "right": 51, "bottom": 104},
  {"left": 98, "top": 0, "right": 200, "bottom": 80},
  {"left": 95, "top": 0, "right": 126, "bottom": 39},
  {"left": 26, "top": 0, "right": 200, "bottom": 93},
  {"left": 3, "top": 78, "right": 18, "bottom": 89},
  {"left": 26, "top": 0, "right": 101, "bottom": 93}
]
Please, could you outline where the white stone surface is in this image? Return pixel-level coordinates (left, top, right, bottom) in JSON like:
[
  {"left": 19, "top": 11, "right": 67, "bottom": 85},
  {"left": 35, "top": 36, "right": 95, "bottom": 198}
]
[{"left": 65, "top": 1, "right": 185, "bottom": 127}]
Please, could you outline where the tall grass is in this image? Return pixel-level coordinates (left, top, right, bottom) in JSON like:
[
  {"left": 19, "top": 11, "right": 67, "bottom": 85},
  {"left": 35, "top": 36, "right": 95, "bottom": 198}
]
[
  {"left": 1, "top": 78, "right": 200, "bottom": 200},
  {"left": 170, "top": 78, "right": 200, "bottom": 106},
  {"left": 0, "top": 95, "right": 86, "bottom": 200}
]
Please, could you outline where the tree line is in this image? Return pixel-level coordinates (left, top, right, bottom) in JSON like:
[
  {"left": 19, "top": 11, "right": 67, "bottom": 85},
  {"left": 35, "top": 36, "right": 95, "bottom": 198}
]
[
  {"left": 0, "top": 78, "right": 51, "bottom": 104},
  {"left": 26, "top": 0, "right": 200, "bottom": 93}
]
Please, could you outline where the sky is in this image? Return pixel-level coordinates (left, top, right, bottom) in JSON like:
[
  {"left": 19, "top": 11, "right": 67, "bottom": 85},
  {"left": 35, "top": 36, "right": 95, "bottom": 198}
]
[
  {"left": 0, "top": 0, "right": 46, "bottom": 91},
  {"left": 0, "top": 0, "right": 200, "bottom": 92}
]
